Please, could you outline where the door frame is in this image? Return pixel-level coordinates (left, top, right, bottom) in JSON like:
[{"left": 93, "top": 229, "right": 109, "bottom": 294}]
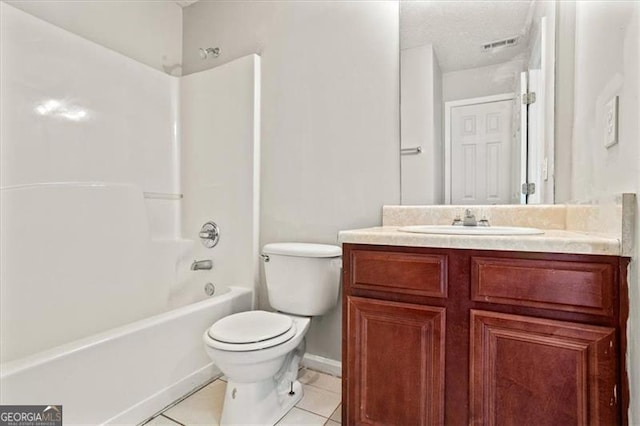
[
  {"left": 520, "top": 72, "right": 528, "bottom": 204},
  {"left": 444, "top": 93, "right": 516, "bottom": 204}
]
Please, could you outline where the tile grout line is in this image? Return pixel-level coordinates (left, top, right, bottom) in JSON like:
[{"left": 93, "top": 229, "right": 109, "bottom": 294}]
[
  {"left": 160, "top": 414, "right": 187, "bottom": 426},
  {"left": 159, "top": 375, "right": 221, "bottom": 412},
  {"left": 296, "top": 372, "right": 342, "bottom": 421},
  {"left": 328, "top": 404, "right": 341, "bottom": 422},
  {"left": 146, "top": 371, "right": 340, "bottom": 426},
  {"left": 293, "top": 404, "right": 335, "bottom": 421},
  {"left": 298, "top": 369, "right": 342, "bottom": 391},
  {"left": 138, "top": 374, "right": 223, "bottom": 425},
  {"left": 302, "top": 382, "right": 342, "bottom": 395}
]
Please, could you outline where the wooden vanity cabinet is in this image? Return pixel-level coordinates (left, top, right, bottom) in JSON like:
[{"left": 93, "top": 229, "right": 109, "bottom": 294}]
[
  {"left": 346, "top": 297, "right": 445, "bottom": 425},
  {"left": 342, "top": 243, "right": 629, "bottom": 426}
]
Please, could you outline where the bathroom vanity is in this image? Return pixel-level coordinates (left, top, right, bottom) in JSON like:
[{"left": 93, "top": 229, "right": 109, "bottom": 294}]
[{"left": 339, "top": 204, "right": 633, "bottom": 426}]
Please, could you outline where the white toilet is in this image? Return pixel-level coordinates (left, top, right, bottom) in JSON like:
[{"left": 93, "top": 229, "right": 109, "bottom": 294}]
[{"left": 203, "top": 242, "right": 342, "bottom": 425}]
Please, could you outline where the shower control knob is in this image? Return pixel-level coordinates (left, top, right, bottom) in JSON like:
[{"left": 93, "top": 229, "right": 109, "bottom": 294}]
[{"left": 199, "top": 221, "right": 220, "bottom": 248}]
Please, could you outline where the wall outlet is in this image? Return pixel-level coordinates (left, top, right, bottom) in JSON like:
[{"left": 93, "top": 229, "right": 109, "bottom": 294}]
[{"left": 604, "top": 95, "right": 619, "bottom": 148}]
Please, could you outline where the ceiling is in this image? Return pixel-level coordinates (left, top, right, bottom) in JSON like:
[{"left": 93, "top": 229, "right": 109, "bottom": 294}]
[{"left": 400, "top": 0, "right": 535, "bottom": 73}]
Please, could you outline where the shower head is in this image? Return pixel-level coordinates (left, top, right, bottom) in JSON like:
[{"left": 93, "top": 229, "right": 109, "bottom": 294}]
[{"left": 199, "top": 47, "right": 221, "bottom": 59}]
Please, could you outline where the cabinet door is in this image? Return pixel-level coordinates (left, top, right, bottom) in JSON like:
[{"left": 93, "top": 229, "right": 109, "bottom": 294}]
[
  {"left": 346, "top": 296, "right": 445, "bottom": 425},
  {"left": 470, "top": 310, "right": 618, "bottom": 426}
]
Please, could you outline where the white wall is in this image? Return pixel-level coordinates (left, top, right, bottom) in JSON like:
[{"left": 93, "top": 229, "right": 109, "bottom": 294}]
[
  {"left": 554, "top": 1, "right": 576, "bottom": 203},
  {"left": 569, "top": 1, "right": 640, "bottom": 421},
  {"left": 4, "top": 0, "right": 183, "bottom": 75},
  {"left": 443, "top": 59, "right": 524, "bottom": 102},
  {"left": 179, "top": 55, "right": 260, "bottom": 307},
  {"left": 183, "top": 1, "right": 400, "bottom": 362},
  {"left": 571, "top": 3, "right": 639, "bottom": 201},
  {"left": 401, "top": 44, "right": 443, "bottom": 204},
  {"left": 434, "top": 56, "right": 444, "bottom": 205}
]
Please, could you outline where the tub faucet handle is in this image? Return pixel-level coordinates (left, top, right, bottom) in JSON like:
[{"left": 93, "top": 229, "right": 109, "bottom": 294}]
[{"left": 198, "top": 221, "right": 220, "bottom": 248}]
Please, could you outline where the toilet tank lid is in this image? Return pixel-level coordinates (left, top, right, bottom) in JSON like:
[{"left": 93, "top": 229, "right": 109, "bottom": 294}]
[{"left": 263, "top": 243, "right": 342, "bottom": 258}]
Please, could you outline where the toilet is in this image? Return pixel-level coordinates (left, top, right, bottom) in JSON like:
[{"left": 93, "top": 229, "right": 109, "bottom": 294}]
[{"left": 203, "top": 242, "right": 342, "bottom": 425}]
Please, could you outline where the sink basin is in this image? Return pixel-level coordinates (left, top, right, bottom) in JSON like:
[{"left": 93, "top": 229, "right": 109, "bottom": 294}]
[{"left": 398, "top": 225, "right": 544, "bottom": 236}]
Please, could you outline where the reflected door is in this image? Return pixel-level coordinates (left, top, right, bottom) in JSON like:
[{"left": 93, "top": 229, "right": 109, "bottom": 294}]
[{"left": 450, "top": 100, "right": 512, "bottom": 204}]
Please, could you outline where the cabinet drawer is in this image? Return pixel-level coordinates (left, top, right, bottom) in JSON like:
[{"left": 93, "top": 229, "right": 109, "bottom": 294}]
[
  {"left": 350, "top": 250, "right": 447, "bottom": 298},
  {"left": 471, "top": 257, "right": 614, "bottom": 316}
]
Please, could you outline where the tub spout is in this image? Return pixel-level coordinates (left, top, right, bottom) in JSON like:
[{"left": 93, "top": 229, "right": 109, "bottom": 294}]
[{"left": 191, "top": 259, "right": 213, "bottom": 270}]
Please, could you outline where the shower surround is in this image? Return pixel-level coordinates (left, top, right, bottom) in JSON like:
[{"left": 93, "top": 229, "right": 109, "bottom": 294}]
[{"left": 0, "top": 4, "right": 260, "bottom": 424}]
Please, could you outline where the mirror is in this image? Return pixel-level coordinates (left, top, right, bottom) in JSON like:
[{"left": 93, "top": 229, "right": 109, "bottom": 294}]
[{"left": 400, "top": 0, "right": 556, "bottom": 205}]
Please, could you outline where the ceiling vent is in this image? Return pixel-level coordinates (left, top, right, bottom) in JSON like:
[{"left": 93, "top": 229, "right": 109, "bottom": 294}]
[{"left": 482, "top": 36, "right": 520, "bottom": 52}]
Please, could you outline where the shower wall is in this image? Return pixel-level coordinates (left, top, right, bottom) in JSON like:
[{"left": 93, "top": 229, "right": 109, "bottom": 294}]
[
  {"left": 0, "top": 3, "right": 181, "bottom": 237},
  {"left": 0, "top": 4, "right": 181, "bottom": 362},
  {"left": 177, "top": 55, "right": 261, "bottom": 307},
  {"left": 3, "top": 0, "right": 183, "bottom": 75}
]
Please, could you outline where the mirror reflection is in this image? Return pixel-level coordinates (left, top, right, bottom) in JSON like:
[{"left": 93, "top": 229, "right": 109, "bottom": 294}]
[{"left": 400, "top": 0, "right": 556, "bottom": 205}]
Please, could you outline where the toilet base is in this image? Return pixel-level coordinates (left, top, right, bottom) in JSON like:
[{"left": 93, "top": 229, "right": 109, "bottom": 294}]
[{"left": 221, "top": 379, "right": 303, "bottom": 425}]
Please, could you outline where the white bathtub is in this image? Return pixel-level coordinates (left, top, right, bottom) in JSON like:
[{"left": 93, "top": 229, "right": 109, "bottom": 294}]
[{"left": 0, "top": 286, "right": 252, "bottom": 425}]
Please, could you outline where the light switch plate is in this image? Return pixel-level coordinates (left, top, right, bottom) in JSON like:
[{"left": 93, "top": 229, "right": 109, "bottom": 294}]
[{"left": 604, "top": 95, "right": 619, "bottom": 148}]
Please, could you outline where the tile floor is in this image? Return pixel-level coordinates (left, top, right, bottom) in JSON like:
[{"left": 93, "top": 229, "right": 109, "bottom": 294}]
[{"left": 143, "top": 368, "right": 341, "bottom": 426}]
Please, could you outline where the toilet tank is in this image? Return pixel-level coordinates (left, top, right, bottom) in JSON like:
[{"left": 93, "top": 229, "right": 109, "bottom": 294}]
[{"left": 262, "top": 243, "right": 342, "bottom": 316}]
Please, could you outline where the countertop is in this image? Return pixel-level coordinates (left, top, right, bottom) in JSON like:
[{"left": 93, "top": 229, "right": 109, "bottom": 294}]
[{"left": 338, "top": 226, "right": 622, "bottom": 256}]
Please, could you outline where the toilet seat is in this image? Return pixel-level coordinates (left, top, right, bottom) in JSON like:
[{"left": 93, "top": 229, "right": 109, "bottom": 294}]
[{"left": 206, "top": 311, "right": 296, "bottom": 352}]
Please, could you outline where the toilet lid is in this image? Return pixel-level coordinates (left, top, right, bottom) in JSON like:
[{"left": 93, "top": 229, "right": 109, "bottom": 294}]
[
  {"left": 208, "top": 311, "right": 293, "bottom": 344},
  {"left": 206, "top": 325, "right": 297, "bottom": 352}
]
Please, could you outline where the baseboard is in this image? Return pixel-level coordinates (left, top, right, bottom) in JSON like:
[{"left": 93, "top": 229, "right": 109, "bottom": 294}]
[
  {"left": 301, "top": 353, "right": 342, "bottom": 377},
  {"left": 105, "top": 363, "right": 221, "bottom": 425}
]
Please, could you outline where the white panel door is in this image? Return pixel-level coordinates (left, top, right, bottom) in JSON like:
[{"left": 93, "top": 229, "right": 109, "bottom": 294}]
[{"left": 451, "top": 100, "right": 512, "bottom": 204}]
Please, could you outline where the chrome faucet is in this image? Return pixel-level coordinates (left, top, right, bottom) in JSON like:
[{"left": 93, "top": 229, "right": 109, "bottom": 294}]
[
  {"left": 191, "top": 259, "right": 213, "bottom": 270},
  {"left": 453, "top": 209, "right": 490, "bottom": 227},
  {"left": 463, "top": 209, "right": 477, "bottom": 226}
]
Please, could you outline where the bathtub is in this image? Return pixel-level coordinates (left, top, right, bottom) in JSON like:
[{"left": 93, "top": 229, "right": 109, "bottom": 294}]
[{"left": 0, "top": 286, "right": 252, "bottom": 425}]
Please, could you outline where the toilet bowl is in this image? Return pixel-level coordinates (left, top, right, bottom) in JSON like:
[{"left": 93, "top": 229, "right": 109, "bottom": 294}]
[
  {"left": 203, "top": 243, "right": 341, "bottom": 425},
  {"left": 203, "top": 311, "right": 310, "bottom": 424}
]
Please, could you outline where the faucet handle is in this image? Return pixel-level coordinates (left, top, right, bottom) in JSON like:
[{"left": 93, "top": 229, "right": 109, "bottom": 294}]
[
  {"left": 478, "top": 217, "right": 490, "bottom": 227},
  {"left": 452, "top": 215, "right": 463, "bottom": 226},
  {"left": 199, "top": 221, "right": 220, "bottom": 248}
]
